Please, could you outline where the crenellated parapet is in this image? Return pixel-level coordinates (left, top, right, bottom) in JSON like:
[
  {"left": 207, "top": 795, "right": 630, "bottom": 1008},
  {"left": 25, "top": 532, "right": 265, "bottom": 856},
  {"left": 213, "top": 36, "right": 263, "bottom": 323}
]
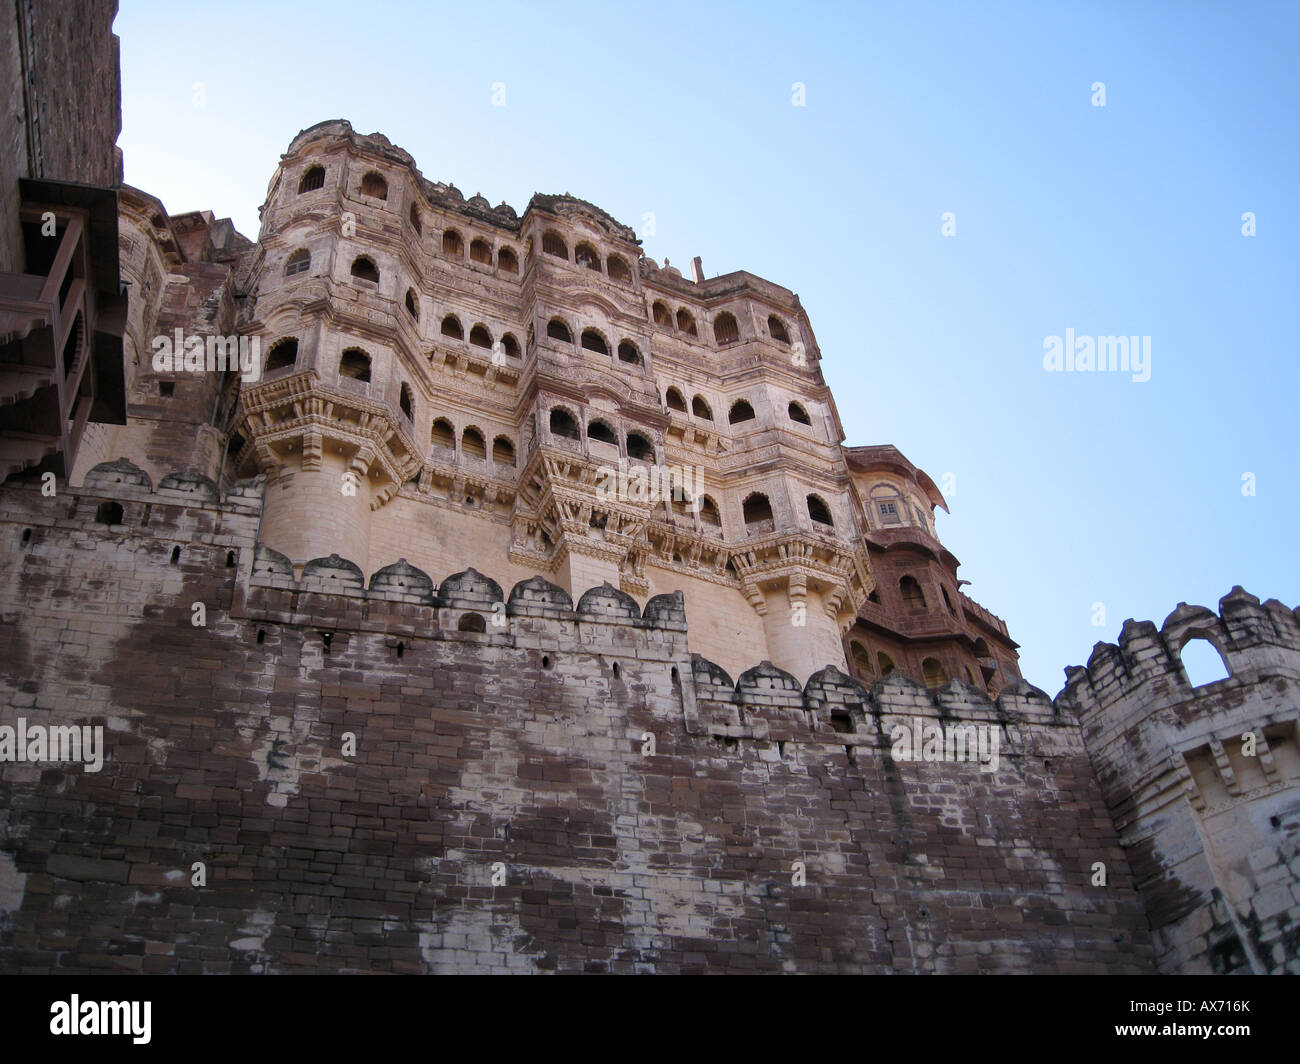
[{"left": 1056, "top": 589, "right": 1300, "bottom": 975}]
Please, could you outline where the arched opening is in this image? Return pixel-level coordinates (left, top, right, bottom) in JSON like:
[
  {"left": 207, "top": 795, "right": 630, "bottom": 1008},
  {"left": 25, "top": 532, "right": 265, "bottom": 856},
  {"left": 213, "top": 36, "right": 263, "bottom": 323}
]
[
  {"left": 871, "top": 484, "right": 904, "bottom": 526},
  {"left": 442, "top": 229, "right": 464, "bottom": 257},
  {"left": 470, "top": 238, "right": 492, "bottom": 265},
  {"left": 743, "top": 493, "right": 774, "bottom": 531},
  {"left": 492, "top": 437, "right": 515, "bottom": 466},
  {"left": 676, "top": 308, "right": 697, "bottom": 336},
  {"left": 265, "top": 338, "right": 298, "bottom": 372},
  {"left": 461, "top": 427, "right": 486, "bottom": 459},
  {"left": 941, "top": 586, "right": 956, "bottom": 614},
  {"left": 699, "top": 496, "right": 721, "bottom": 528},
  {"left": 469, "top": 324, "right": 492, "bottom": 349},
  {"left": 607, "top": 255, "right": 631, "bottom": 283},
  {"left": 404, "top": 289, "right": 419, "bottom": 320},
  {"left": 458, "top": 613, "right": 486, "bottom": 633},
  {"left": 575, "top": 243, "right": 600, "bottom": 271},
  {"left": 501, "top": 333, "right": 520, "bottom": 359},
  {"left": 626, "top": 432, "right": 653, "bottom": 461},
  {"left": 339, "top": 348, "right": 371, "bottom": 382},
  {"left": 768, "top": 315, "right": 790, "bottom": 343},
  {"left": 542, "top": 231, "right": 568, "bottom": 259},
  {"left": 807, "top": 495, "right": 833, "bottom": 526},
  {"left": 408, "top": 203, "right": 422, "bottom": 234},
  {"left": 546, "top": 318, "right": 572, "bottom": 343},
  {"left": 441, "top": 315, "right": 464, "bottom": 340},
  {"left": 1180, "top": 638, "right": 1231, "bottom": 687},
  {"left": 900, "top": 575, "right": 926, "bottom": 609},
  {"left": 922, "top": 657, "right": 948, "bottom": 690},
  {"left": 431, "top": 418, "right": 455, "bottom": 449},
  {"left": 728, "top": 399, "right": 755, "bottom": 424},
  {"left": 586, "top": 419, "right": 617, "bottom": 445},
  {"left": 850, "top": 641, "right": 873, "bottom": 679},
  {"left": 713, "top": 312, "right": 739, "bottom": 344},
  {"left": 350, "top": 256, "right": 379, "bottom": 283},
  {"left": 652, "top": 301, "right": 673, "bottom": 328},
  {"left": 580, "top": 329, "right": 609, "bottom": 355},
  {"left": 298, "top": 166, "right": 325, "bottom": 193},
  {"left": 95, "top": 501, "right": 123, "bottom": 525},
  {"left": 879, "top": 652, "right": 897, "bottom": 675},
  {"left": 360, "top": 171, "right": 388, "bottom": 199},
  {"left": 283, "top": 248, "right": 310, "bottom": 277},
  {"left": 399, "top": 383, "right": 413, "bottom": 421},
  {"left": 787, "top": 401, "right": 811, "bottom": 425},
  {"left": 497, "top": 246, "right": 518, "bottom": 273},
  {"left": 617, "top": 341, "right": 640, "bottom": 365},
  {"left": 665, "top": 387, "right": 686, "bottom": 412},
  {"left": 549, "top": 408, "right": 579, "bottom": 440},
  {"left": 691, "top": 395, "right": 712, "bottom": 420}
]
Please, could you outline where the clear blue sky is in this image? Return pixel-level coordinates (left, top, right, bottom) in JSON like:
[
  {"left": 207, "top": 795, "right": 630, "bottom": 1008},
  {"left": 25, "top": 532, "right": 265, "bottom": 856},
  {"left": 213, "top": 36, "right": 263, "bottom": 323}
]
[{"left": 115, "top": 1, "right": 1299, "bottom": 693}]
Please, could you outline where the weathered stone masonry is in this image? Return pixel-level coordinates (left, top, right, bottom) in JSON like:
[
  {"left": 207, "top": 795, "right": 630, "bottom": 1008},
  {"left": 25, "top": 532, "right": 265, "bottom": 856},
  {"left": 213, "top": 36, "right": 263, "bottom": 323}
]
[{"left": 0, "top": 465, "right": 1153, "bottom": 973}]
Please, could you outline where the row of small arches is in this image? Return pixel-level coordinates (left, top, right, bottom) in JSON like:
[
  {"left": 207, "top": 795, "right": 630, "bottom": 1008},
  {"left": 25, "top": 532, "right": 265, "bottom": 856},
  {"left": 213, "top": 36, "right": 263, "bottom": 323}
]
[
  {"left": 664, "top": 388, "right": 811, "bottom": 427},
  {"left": 546, "top": 408, "right": 655, "bottom": 460},
  {"left": 429, "top": 419, "right": 515, "bottom": 465},
  {"left": 848, "top": 642, "right": 960, "bottom": 691},
  {"left": 295, "top": 166, "right": 524, "bottom": 276},
  {"left": 541, "top": 231, "right": 634, "bottom": 283},
  {"left": 653, "top": 304, "right": 792, "bottom": 348}
]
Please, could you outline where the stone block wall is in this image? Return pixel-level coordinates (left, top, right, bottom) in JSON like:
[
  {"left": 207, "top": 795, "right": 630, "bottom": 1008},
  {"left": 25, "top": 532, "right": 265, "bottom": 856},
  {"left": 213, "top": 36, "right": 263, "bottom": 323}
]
[{"left": 0, "top": 464, "right": 1154, "bottom": 973}]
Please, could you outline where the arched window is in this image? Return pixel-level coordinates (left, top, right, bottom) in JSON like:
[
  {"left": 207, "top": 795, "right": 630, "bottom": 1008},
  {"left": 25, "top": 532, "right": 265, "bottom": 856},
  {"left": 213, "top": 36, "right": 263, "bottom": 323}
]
[
  {"left": 542, "top": 231, "right": 568, "bottom": 259},
  {"left": 431, "top": 418, "right": 455, "bottom": 449},
  {"left": 550, "top": 408, "right": 579, "bottom": 439},
  {"left": 575, "top": 243, "right": 600, "bottom": 271},
  {"left": 1180, "top": 638, "right": 1231, "bottom": 687},
  {"left": 458, "top": 612, "right": 486, "bottom": 633},
  {"left": 850, "top": 642, "right": 873, "bottom": 679},
  {"left": 699, "top": 496, "right": 721, "bottom": 527},
  {"left": 922, "top": 658, "right": 948, "bottom": 690},
  {"left": 350, "top": 256, "right": 379, "bottom": 283},
  {"left": 409, "top": 203, "right": 422, "bottom": 234},
  {"left": 627, "top": 432, "right": 653, "bottom": 460},
  {"left": 469, "top": 324, "right": 492, "bottom": 349},
  {"left": 941, "top": 586, "right": 956, "bottom": 614},
  {"left": 691, "top": 395, "right": 712, "bottom": 420},
  {"left": 900, "top": 575, "right": 926, "bottom": 609},
  {"left": 713, "top": 312, "right": 739, "bottom": 344},
  {"left": 665, "top": 388, "right": 687, "bottom": 412},
  {"left": 441, "top": 315, "right": 463, "bottom": 340},
  {"left": 95, "top": 501, "right": 123, "bottom": 525},
  {"left": 546, "top": 318, "right": 572, "bottom": 343},
  {"left": 360, "top": 171, "right": 388, "bottom": 199},
  {"left": 743, "top": 493, "right": 774, "bottom": 530},
  {"left": 442, "top": 229, "right": 464, "bottom": 257},
  {"left": 617, "top": 341, "right": 640, "bottom": 365},
  {"left": 492, "top": 436, "right": 515, "bottom": 466},
  {"left": 807, "top": 495, "right": 833, "bottom": 526},
  {"left": 339, "top": 348, "right": 371, "bottom": 382},
  {"left": 470, "top": 238, "right": 492, "bottom": 265},
  {"left": 728, "top": 400, "right": 755, "bottom": 424},
  {"left": 870, "top": 483, "right": 904, "bottom": 526},
  {"left": 399, "top": 383, "right": 413, "bottom": 421},
  {"left": 581, "top": 329, "right": 609, "bottom": 355},
  {"left": 501, "top": 333, "right": 521, "bottom": 359},
  {"left": 461, "top": 427, "right": 486, "bottom": 459},
  {"left": 879, "top": 652, "right": 897, "bottom": 675},
  {"left": 298, "top": 166, "right": 325, "bottom": 193},
  {"left": 498, "top": 247, "right": 518, "bottom": 274},
  {"left": 586, "top": 419, "right": 616, "bottom": 445},
  {"left": 265, "top": 338, "right": 298, "bottom": 372},
  {"left": 283, "top": 249, "right": 311, "bottom": 277},
  {"left": 788, "top": 401, "right": 811, "bottom": 425},
  {"left": 768, "top": 315, "right": 790, "bottom": 343},
  {"left": 607, "top": 255, "right": 631, "bottom": 283},
  {"left": 676, "top": 308, "right": 697, "bottom": 336},
  {"left": 652, "top": 301, "right": 673, "bottom": 328},
  {"left": 404, "top": 289, "right": 419, "bottom": 320}
]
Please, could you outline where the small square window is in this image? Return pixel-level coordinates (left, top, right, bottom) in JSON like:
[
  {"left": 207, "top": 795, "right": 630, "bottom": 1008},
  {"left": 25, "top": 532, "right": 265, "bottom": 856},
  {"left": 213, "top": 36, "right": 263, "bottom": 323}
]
[{"left": 159, "top": 381, "right": 175, "bottom": 397}]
